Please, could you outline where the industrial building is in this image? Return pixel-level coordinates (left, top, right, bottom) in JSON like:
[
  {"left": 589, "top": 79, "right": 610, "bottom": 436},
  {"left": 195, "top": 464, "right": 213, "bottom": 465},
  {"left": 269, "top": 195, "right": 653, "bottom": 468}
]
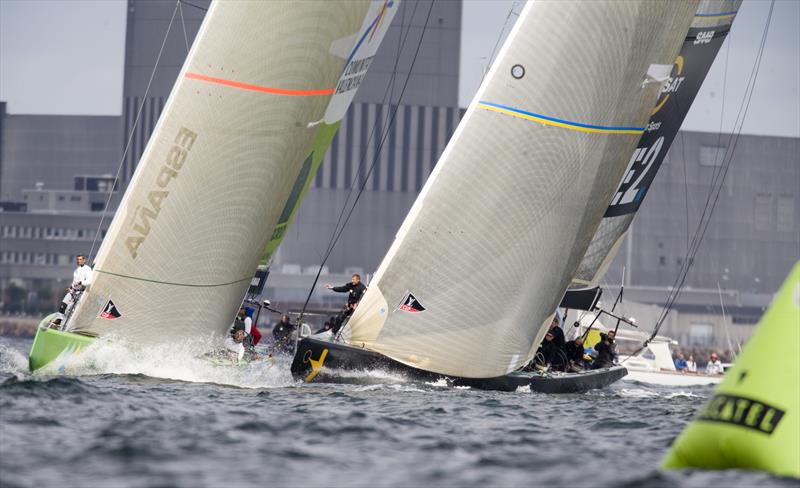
[{"left": 1, "top": 0, "right": 797, "bottom": 350}]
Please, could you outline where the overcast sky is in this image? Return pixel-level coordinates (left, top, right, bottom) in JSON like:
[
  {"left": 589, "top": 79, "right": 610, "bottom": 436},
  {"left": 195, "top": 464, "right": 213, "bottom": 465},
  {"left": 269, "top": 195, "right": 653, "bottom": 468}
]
[{"left": 1, "top": 0, "right": 798, "bottom": 137}]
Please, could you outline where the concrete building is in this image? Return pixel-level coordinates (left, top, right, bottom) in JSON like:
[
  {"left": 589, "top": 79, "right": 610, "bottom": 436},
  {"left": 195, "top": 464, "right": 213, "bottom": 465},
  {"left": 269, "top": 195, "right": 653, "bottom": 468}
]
[{"left": 1, "top": 0, "right": 797, "bottom": 351}]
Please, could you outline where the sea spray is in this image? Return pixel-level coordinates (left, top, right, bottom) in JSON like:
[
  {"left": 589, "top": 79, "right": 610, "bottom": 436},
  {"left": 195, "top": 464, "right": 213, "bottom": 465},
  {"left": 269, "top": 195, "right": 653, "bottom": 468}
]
[
  {"left": 34, "top": 335, "right": 297, "bottom": 389},
  {"left": 0, "top": 342, "right": 29, "bottom": 374}
]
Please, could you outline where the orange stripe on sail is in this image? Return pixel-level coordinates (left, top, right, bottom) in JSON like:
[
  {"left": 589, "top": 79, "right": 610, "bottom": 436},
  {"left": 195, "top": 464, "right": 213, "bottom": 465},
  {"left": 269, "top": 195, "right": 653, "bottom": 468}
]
[{"left": 185, "top": 72, "right": 335, "bottom": 96}]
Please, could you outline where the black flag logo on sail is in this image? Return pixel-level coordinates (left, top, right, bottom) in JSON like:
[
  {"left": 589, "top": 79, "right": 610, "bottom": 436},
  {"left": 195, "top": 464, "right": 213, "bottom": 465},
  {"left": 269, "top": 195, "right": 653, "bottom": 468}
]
[
  {"left": 99, "top": 300, "right": 122, "bottom": 320},
  {"left": 399, "top": 293, "right": 426, "bottom": 313}
]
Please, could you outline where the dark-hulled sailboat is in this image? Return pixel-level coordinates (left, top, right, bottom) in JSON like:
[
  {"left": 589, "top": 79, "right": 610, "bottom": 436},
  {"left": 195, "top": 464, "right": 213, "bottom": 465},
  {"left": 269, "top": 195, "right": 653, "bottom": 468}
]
[{"left": 292, "top": 0, "right": 703, "bottom": 392}]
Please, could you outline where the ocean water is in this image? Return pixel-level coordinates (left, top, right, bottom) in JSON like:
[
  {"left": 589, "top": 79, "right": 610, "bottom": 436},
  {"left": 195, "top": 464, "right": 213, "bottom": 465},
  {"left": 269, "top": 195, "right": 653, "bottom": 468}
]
[{"left": 0, "top": 336, "right": 794, "bottom": 488}]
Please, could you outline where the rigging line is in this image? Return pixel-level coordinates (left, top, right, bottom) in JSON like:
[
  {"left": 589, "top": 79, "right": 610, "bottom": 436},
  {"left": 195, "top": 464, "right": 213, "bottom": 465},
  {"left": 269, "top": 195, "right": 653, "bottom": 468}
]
[
  {"left": 479, "top": 1, "right": 520, "bottom": 87},
  {"left": 718, "top": 281, "right": 737, "bottom": 361},
  {"left": 178, "top": 1, "right": 190, "bottom": 54},
  {"left": 179, "top": 0, "right": 208, "bottom": 13},
  {"left": 317, "top": 0, "right": 419, "bottom": 265},
  {"left": 654, "top": 9, "right": 769, "bottom": 331},
  {"left": 680, "top": 129, "right": 690, "bottom": 258},
  {"left": 298, "top": 0, "right": 436, "bottom": 321},
  {"left": 87, "top": 0, "right": 181, "bottom": 263},
  {"left": 649, "top": 0, "right": 775, "bottom": 339},
  {"left": 666, "top": 6, "right": 772, "bottom": 315}
]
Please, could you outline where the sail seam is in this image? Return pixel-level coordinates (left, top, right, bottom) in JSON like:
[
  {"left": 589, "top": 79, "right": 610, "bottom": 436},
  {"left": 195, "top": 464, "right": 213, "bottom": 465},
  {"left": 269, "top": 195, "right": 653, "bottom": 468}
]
[
  {"left": 694, "top": 11, "right": 737, "bottom": 19},
  {"left": 477, "top": 101, "right": 644, "bottom": 134},
  {"left": 95, "top": 269, "right": 252, "bottom": 288},
  {"left": 185, "top": 72, "right": 335, "bottom": 96}
]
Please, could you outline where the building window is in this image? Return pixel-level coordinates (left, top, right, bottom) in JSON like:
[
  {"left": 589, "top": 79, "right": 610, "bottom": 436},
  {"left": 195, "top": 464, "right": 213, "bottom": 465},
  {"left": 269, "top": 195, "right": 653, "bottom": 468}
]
[
  {"left": 699, "top": 145, "right": 725, "bottom": 167},
  {"left": 689, "top": 322, "right": 714, "bottom": 346},
  {"left": 70, "top": 195, "right": 82, "bottom": 202},
  {"left": 777, "top": 195, "right": 795, "bottom": 232},
  {"left": 754, "top": 193, "right": 772, "bottom": 231}
]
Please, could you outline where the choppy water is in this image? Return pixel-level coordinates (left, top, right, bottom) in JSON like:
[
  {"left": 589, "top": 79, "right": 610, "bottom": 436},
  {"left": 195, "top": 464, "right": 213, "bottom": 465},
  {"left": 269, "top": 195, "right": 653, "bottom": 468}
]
[{"left": 0, "top": 336, "right": 794, "bottom": 488}]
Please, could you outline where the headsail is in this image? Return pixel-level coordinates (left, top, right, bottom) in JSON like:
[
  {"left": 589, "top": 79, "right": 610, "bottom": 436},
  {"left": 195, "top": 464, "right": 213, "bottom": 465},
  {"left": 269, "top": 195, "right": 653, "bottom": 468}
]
[
  {"left": 68, "top": 0, "right": 397, "bottom": 343},
  {"left": 573, "top": 0, "right": 741, "bottom": 287},
  {"left": 344, "top": 1, "right": 699, "bottom": 378}
]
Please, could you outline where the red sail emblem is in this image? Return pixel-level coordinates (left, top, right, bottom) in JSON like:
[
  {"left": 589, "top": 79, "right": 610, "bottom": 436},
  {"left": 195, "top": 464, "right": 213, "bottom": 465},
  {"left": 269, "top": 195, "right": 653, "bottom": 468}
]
[
  {"left": 99, "top": 300, "right": 122, "bottom": 320},
  {"left": 398, "top": 293, "right": 426, "bottom": 313}
]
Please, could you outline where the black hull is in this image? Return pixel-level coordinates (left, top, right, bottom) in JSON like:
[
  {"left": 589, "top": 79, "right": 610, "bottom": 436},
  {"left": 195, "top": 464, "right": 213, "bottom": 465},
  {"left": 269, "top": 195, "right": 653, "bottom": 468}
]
[{"left": 291, "top": 337, "right": 627, "bottom": 393}]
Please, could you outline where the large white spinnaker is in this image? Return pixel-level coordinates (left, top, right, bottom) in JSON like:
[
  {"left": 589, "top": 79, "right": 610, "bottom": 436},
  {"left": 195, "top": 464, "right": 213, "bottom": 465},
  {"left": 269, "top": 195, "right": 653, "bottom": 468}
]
[
  {"left": 68, "top": 0, "right": 397, "bottom": 343},
  {"left": 573, "top": 0, "right": 741, "bottom": 287},
  {"left": 344, "top": 1, "right": 698, "bottom": 378}
]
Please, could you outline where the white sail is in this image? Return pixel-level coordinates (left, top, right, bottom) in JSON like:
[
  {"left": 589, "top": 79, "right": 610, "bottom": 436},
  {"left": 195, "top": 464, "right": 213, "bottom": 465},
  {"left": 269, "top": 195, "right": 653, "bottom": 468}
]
[
  {"left": 69, "top": 0, "right": 398, "bottom": 343},
  {"left": 573, "top": 0, "right": 741, "bottom": 287},
  {"left": 345, "top": 0, "right": 698, "bottom": 378}
]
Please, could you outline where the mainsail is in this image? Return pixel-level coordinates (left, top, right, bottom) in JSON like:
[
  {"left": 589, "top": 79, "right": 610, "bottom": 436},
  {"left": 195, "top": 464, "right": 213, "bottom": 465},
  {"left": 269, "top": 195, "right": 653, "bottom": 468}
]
[
  {"left": 344, "top": 0, "right": 699, "bottom": 378},
  {"left": 68, "top": 0, "right": 397, "bottom": 343},
  {"left": 573, "top": 0, "right": 742, "bottom": 287}
]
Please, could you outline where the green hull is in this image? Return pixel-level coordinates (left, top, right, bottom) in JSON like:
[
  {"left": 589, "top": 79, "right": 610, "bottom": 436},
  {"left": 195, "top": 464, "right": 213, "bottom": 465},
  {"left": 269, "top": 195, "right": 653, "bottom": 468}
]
[{"left": 29, "top": 315, "right": 96, "bottom": 371}]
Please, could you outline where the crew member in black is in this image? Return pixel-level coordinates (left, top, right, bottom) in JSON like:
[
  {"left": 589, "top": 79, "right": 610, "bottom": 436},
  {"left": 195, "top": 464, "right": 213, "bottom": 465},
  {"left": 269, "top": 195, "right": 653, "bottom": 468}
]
[
  {"left": 547, "top": 315, "right": 565, "bottom": 349},
  {"left": 325, "top": 274, "right": 366, "bottom": 307},
  {"left": 538, "top": 329, "right": 567, "bottom": 372},
  {"left": 591, "top": 330, "right": 618, "bottom": 369},
  {"left": 564, "top": 336, "right": 588, "bottom": 370},
  {"left": 272, "top": 314, "right": 295, "bottom": 354}
]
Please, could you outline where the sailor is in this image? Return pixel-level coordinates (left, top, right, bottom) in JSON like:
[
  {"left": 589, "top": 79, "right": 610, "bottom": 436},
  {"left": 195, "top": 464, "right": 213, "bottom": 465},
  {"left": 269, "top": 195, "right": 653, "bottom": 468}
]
[
  {"left": 272, "top": 314, "right": 295, "bottom": 353},
  {"left": 538, "top": 329, "right": 567, "bottom": 371},
  {"left": 58, "top": 254, "right": 93, "bottom": 316},
  {"left": 325, "top": 274, "right": 366, "bottom": 308},
  {"left": 236, "top": 306, "right": 262, "bottom": 346},
  {"left": 591, "top": 330, "right": 617, "bottom": 369},
  {"left": 564, "top": 336, "right": 588, "bottom": 370},
  {"left": 225, "top": 324, "right": 256, "bottom": 362},
  {"left": 547, "top": 314, "right": 566, "bottom": 349},
  {"left": 705, "top": 352, "right": 724, "bottom": 374}
]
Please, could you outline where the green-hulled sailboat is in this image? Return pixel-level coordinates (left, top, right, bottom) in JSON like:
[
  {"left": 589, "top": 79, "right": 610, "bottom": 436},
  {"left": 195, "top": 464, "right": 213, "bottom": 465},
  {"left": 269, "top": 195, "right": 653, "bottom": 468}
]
[{"left": 29, "top": 0, "right": 399, "bottom": 371}]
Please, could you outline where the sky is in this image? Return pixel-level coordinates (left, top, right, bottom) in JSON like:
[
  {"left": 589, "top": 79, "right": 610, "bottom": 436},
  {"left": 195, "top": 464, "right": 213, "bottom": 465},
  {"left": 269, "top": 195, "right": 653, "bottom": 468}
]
[{"left": 1, "top": 0, "right": 798, "bottom": 137}]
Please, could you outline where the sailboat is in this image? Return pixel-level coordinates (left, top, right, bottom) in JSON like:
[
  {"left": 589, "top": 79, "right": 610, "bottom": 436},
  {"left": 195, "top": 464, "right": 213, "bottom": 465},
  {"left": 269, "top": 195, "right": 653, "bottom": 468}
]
[
  {"left": 28, "top": 0, "right": 399, "bottom": 372},
  {"left": 291, "top": 0, "right": 701, "bottom": 392}
]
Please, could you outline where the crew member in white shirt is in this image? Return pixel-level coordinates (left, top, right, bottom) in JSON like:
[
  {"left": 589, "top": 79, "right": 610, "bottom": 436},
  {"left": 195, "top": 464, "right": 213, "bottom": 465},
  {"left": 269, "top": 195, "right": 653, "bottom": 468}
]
[{"left": 58, "top": 254, "right": 93, "bottom": 315}]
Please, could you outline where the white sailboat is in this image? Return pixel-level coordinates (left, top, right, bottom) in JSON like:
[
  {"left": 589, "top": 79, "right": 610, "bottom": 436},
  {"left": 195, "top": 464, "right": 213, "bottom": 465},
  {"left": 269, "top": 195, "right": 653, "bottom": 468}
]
[
  {"left": 292, "top": 0, "right": 700, "bottom": 392},
  {"left": 29, "top": 0, "right": 399, "bottom": 371}
]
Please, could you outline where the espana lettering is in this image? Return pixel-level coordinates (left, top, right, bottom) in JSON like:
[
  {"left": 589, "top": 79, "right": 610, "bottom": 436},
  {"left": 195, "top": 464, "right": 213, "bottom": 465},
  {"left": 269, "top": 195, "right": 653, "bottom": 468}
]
[
  {"left": 698, "top": 393, "right": 785, "bottom": 435},
  {"left": 125, "top": 126, "right": 197, "bottom": 259}
]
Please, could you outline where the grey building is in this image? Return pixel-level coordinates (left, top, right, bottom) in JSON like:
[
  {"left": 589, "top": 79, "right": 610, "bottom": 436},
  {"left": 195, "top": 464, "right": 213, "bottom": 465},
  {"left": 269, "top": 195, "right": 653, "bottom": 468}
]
[{"left": 1, "top": 0, "right": 797, "bottom": 351}]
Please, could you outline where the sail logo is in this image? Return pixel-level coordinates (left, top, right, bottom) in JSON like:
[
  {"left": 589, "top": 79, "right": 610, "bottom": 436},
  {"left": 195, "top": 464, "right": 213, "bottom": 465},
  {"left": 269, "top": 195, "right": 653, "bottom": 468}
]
[
  {"left": 99, "top": 299, "right": 122, "bottom": 320},
  {"left": 125, "top": 127, "right": 197, "bottom": 259},
  {"left": 694, "top": 30, "right": 715, "bottom": 45},
  {"left": 609, "top": 136, "right": 665, "bottom": 207},
  {"left": 651, "top": 56, "right": 684, "bottom": 116},
  {"left": 698, "top": 393, "right": 785, "bottom": 435},
  {"left": 398, "top": 293, "right": 426, "bottom": 313},
  {"left": 336, "top": 55, "right": 375, "bottom": 94}
]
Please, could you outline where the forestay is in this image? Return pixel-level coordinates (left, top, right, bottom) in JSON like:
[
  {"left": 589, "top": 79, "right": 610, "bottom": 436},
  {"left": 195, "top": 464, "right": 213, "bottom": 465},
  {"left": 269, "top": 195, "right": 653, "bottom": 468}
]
[
  {"left": 345, "top": 0, "right": 698, "bottom": 378},
  {"left": 573, "top": 0, "right": 741, "bottom": 287},
  {"left": 69, "top": 0, "right": 397, "bottom": 343}
]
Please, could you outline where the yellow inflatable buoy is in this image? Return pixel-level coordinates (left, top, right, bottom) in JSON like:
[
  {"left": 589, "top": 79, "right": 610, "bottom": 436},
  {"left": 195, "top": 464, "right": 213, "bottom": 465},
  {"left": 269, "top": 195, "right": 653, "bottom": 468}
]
[{"left": 662, "top": 262, "right": 800, "bottom": 478}]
